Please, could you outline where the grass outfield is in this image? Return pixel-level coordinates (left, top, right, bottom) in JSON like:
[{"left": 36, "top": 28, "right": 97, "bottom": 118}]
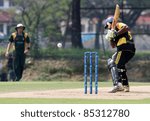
[
  {"left": 0, "top": 81, "right": 150, "bottom": 93},
  {"left": 0, "top": 81, "right": 150, "bottom": 104},
  {"left": 0, "top": 98, "right": 150, "bottom": 104}
]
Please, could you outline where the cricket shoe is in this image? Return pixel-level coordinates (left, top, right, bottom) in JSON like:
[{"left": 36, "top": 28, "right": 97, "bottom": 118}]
[
  {"left": 109, "top": 83, "right": 124, "bottom": 93},
  {"left": 124, "top": 85, "right": 130, "bottom": 92}
]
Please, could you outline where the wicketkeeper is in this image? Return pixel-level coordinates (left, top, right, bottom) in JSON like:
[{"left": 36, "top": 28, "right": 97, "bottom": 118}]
[
  {"left": 104, "top": 17, "right": 136, "bottom": 93},
  {"left": 5, "top": 23, "right": 30, "bottom": 81}
]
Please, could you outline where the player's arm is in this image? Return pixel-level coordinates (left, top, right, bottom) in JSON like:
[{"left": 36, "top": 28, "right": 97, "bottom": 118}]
[
  {"left": 24, "top": 35, "right": 31, "bottom": 54},
  {"left": 5, "top": 35, "right": 13, "bottom": 57},
  {"left": 107, "top": 23, "right": 129, "bottom": 39},
  {"left": 109, "top": 24, "right": 129, "bottom": 48},
  {"left": 105, "top": 29, "right": 117, "bottom": 48},
  {"left": 116, "top": 23, "right": 129, "bottom": 35},
  {"left": 5, "top": 43, "right": 11, "bottom": 56}
]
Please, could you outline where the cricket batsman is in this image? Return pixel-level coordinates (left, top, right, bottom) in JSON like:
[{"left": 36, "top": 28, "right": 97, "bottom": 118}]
[
  {"left": 104, "top": 17, "right": 136, "bottom": 93},
  {"left": 5, "top": 23, "right": 30, "bottom": 81}
]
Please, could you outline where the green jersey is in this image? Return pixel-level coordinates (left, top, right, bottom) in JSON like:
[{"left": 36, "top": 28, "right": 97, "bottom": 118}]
[{"left": 9, "top": 32, "right": 30, "bottom": 54}]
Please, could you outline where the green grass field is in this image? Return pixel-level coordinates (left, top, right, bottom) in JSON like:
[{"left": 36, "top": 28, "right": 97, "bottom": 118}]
[
  {"left": 0, "top": 98, "right": 150, "bottom": 104},
  {"left": 0, "top": 81, "right": 150, "bottom": 104}
]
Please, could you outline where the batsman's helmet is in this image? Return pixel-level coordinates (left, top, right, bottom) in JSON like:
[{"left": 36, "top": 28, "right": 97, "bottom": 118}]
[
  {"left": 104, "top": 16, "right": 114, "bottom": 29},
  {"left": 15, "top": 23, "right": 25, "bottom": 30}
]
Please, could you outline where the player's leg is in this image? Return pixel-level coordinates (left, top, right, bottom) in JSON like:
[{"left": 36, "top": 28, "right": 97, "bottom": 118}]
[
  {"left": 116, "top": 51, "right": 135, "bottom": 92},
  {"left": 119, "top": 51, "right": 135, "bottom": 92},
  {"left": 117, "top": 66, "right": 129, "bottom": 92},
  {"left": 107, "top": 53, "right": 119, "bottom": 86},
  {"left": 19, "top": 54, "right": 26, "bottom": 81},
  {"left": 14, "top": 54, "right": 22, "bottom": 81},
  {"left": 107, "top": 52, "right": 124, "bottom": 93},
  {"left": 12, "top": 52, "right": 16, "bottom": 81}
]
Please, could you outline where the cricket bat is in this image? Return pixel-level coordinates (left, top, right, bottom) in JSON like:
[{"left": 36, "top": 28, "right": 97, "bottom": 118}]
[{"left": 111, "top": 4, "right": 120, "bottom": 30}]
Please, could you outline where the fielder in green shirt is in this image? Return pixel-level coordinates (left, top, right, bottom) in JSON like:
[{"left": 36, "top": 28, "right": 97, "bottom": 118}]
[{"left": 5, "top": 23, "right": 30, "bottom": 81}]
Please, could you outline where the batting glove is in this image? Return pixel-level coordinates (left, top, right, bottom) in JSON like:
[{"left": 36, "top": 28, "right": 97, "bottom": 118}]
[{"left": 105, "top": 30, "right": 118, "bottom": 41}]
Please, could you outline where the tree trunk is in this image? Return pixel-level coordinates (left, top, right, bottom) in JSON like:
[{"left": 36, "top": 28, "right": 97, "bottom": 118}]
[
  {"left": 71, "top": 0, "right": 83, "bottom": 48},
  {"left": 95, "top": 18, "right": 102, "bottom": 49}
]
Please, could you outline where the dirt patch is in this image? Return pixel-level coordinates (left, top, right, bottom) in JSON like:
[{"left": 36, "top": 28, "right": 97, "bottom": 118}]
[{"left": 0, "top": 86, "right": 150, "bottom": 100}]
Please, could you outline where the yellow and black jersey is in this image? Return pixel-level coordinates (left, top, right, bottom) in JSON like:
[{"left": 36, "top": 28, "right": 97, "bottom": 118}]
[
  {"left": 115, "top": 22, "right": 135, "bottom": 52},
  {"left": 9, "top": 32, "right": 30, "bottom": 53}
]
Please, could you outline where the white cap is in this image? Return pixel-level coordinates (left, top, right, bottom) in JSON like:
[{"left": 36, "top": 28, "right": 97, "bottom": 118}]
[{"left": 15, "top": 23, "right": 25, "bottom": 30}]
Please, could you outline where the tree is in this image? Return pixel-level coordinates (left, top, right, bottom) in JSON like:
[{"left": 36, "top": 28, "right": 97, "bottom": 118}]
[
  {"left": 80, "top": 0, "right": 150, "bottom": 50},
  {"left": 14, "top": 0, "right": 50, "bottom": 56},
  {"left": 80, "top": 0, "right": 114, "bottom": 49},
  {"left": 14, "top": 0, "right": 71, "bottom": 56},
  {"left": 71, "top": 0, "right": 83, "bottom": 48}
]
